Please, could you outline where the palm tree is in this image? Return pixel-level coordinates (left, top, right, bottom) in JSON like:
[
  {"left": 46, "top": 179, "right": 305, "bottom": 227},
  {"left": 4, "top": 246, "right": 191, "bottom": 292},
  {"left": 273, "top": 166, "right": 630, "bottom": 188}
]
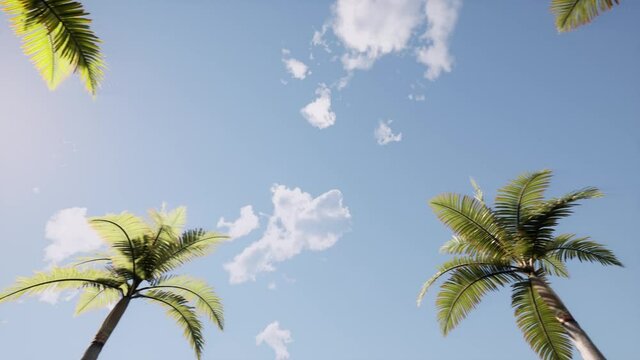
[
  {"left": 417, "top": 170, "right": 622, "bottom": 360},
  {"left": 551, "top": 0, "right": 620, "bottom": 32},
  {"left": 0, "top": 207, "right": 226, "bottom": 360},
  {"left": 1, "top": 0, "right": 104, "bottom": 95}
]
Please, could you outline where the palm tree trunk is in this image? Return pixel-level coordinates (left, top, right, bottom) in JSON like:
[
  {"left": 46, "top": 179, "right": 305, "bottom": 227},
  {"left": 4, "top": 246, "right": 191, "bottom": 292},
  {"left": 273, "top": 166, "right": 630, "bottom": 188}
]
[
  {"left": 80, "top": 297, "right": 130, "bottom": 360},
  {"left": 530, "top": 277, "right": 606, "bottom": 360}
]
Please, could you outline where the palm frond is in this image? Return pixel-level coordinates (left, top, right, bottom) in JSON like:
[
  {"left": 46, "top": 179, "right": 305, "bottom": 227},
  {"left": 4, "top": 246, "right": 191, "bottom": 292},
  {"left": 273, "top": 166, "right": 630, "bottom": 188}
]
[
  {"left": 470, "top": 177, "right": 484, "bottom": 204},
  {"left": 437, "top": 265, "right": 522, "bottom": 334},
  {"left": 90, "top": 213, "right": 153, "bottom": 277},
  {"left": 151, "top": 229, "right": 227, "bottom": 277},
  {"left": 141, "top": 275, "right": 223, "bottom": 330},
  {"left": 523, "top": 187, "right": 603, "bottom": 252},
  {"left": 418, "top": 257, "right": 513, "bottom": 306},
  {"left": 149, "top": 206, "right": 187, "bottom": 238},
  {"left": 545, "top": 234, "right": 622, "bottom": 266},
  {"left": 142, "top": 290, "right": 205, "bottom": 359},
  {"left": 1, "top": 0, "right": 105, "bottom": 94},
  {"left": 430, "top": 193, "right": 511, "bottom": 259},
  {"left": 551, "top": 0, "right": 619, "bottom": 32},
  {"left": 74, "top": 286, "right": 122, "bottom": 316},
  {"left": 0, "top": 267, "right": 121, "bottom": 303},
  {"left": 538, "top": 256, "right": 570, "bottom": 278},
  {"left": 512, "top": 279, "right": 573, "bottom": 360},
  {"left": 494, "top": 170, "right": 552, "bottom": 233}
]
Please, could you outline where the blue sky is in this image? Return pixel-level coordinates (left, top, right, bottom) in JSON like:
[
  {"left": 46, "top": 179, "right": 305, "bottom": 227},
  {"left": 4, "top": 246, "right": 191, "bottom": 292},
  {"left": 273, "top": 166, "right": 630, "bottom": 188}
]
[{"left": 0, "top": 1, "right": 638, "bottom": 359}]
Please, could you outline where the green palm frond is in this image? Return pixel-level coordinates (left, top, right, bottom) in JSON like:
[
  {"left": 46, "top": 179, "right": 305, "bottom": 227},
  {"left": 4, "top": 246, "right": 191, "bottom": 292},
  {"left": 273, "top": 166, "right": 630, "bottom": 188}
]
[
  {"left": 90, "top": 213, "right": 153, "bottom": 276},
  {"left": 142, "top": 290, "right": 205, "bottom": 359},
  {"left": 74, "top": 286, "right": 122, "bottom": 316},
  {"left": 1, "top": 0, "right": 105, "bottom": 94},
  {"left": 418, "top": 257, "right": 512, "bottom": 306},
  {"left": 151, "top": 229, "right": 227, "bottom": 276},
  {"left": 437, "top": 265, "right": 522, "bottom": 334},
  {"left": 142, "top": 275, "right": 224, "bottom": 330},
  {"left": 439, "top": 235, "right": 485, "bottom": 257},
  {"left": 512, "top": 279, "right": 573, "bottom": 360},
  {"left": 524, "top": 187, "right": 602, "bottom": 240},
  {"left": 546, "top": 234, "right": 622, "bottom": 266},
  {"left": 538, "top": 256, "right": 570, "bottom": 278},
  {"left": 0, "top": 267, "right": 121, "bottom": 303},
  {"left": 551, "top": 0, "right": 619, "bottom": 32},
  {"left": 495, "top": 170, "right": 552, "bottom": 233},
  {"left": 149, "top": 206, "right": 188, "bottom": 238},
  {"left": 430, "top": 193, "right": 511, "bottom": 258}
]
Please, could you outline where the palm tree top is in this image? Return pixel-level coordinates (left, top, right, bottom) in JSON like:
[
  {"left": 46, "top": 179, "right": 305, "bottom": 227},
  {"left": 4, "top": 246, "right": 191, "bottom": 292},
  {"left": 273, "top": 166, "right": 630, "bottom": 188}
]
[
  {"left": 0, "top": 206, "right": 228, "bottom": 359},
  {"left": 418, "top": 170, "right": 622, "bottom": 360}
]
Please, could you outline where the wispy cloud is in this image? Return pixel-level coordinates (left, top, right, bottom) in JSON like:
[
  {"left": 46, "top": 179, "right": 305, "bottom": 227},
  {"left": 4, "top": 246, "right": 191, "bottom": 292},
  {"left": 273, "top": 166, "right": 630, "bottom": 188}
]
[
  {"left": 282, "top": 49, "right": 310, "bottom": 80},
  {"left": 300, "top": 84, "right": 336, "bottom": 129},
  {"left": 256, "top": 321, "right": 293, "bottom": 360},
  {"left": 313, "top": 0, "right": 462, "bottom": 79},
  {"left": 416, "top": 0, "right": 462, "bottom": 80},
  {"left": 375, "top": 120, "right": 403, "bottom": 145},
  {"left": 44, "top": 207, "right": 103, "bottom": 265},
  {"left": 224, "top": 185, "right": 351, "bottom": 284},
  {"left": 217, "top": 205, "right": 259, "bottom": 240}
]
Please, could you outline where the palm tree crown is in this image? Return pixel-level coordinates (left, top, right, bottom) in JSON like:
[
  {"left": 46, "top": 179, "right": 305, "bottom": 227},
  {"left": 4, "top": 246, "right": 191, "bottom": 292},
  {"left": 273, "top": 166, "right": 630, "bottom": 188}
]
[
  {"left": 417, "top": 170, "right": 622, "bottom": 360},
  {"left": 0, "top": 206, "right": 226, "bottom": 359}
]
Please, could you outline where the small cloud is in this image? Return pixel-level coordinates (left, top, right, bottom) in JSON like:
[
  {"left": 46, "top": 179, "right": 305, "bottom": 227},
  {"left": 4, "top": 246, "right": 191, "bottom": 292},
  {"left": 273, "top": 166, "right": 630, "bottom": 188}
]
[
  {"left": 300, "top": 84, "right": 336, "bottom": 129},
  {"left": 375, "top": 120, "right": 402, "bottom": 145},
  {"left": 416, "top": 0, "right": 462, "bottom": 80},
  {"left": 268, "top": 282, "right": 277, "bottom": 290},
  {"left": 256, "top": 321, "right": 293, "bottom": 360},
  {"left": 408, "top": 94, "right": 426, "bottom": 102},
  {"left": 44, "top": 207, "right": 103, "bottom": 265},
  {"left": 312, "top": 23, "right": 332, "bottom": 53},
  {"left": 32, "top": 187, "right": 40, "bottom": 195},
  {"left": 224, "top": 185, "right": 351, "bottom": 284},
  {"left": 217, "top": 205, "right": 260, "bottom": 240},
  {"left": 282, "top": 49, "right": 310, "bottom": 80}
]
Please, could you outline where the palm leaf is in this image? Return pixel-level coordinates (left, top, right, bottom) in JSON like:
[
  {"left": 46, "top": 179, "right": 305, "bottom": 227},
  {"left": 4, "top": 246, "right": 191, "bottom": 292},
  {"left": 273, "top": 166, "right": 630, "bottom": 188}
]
[
  {"left": 142, "top": 275, "right": 224, "bottom": 330},
  {"left": 1, "top": 0, "right": 105, "bottom": 94},
  {"left": 512, "top": 279, "right": 573, "bottom": 360},
  {"left": 0, "top": 267, "right": 121, "bottom": 303},
  {"left": 545, "top": 234, "right": 622, "bottom": 266},
  {"left": 142, "top": 290, "right": 205, "bottom": 359},
  {"left": 551, "top": 0, "right": 619, "bottom": 32},
  {"left": 151, "top": 229, "right": 227, "bottom": 276},
  {"left": 523, "top": 187, "right": 603, "bottom": 252},
  {"left": 436, "top": 265, "right": 522, "bottom": 334},
  {"left": 74, "top": 286, "right": 122, "bottom": 316},
  {"left": 494, "top": 170, "right": 552, "bottom": 233},
  {"left": 538, "top": 256, "right": 570, "bottom": 278},
  {"left": 418, "top": 257, "right": 512, "bottom": 306},
  {"left": 469, "top": 177, "right": 484, "bottom": 204},
  {"left": 90, "top": 213, "right": 153, "bottom": 277},
  {"left": 430, "top": 193, "right": 511, "bottom": 259}
]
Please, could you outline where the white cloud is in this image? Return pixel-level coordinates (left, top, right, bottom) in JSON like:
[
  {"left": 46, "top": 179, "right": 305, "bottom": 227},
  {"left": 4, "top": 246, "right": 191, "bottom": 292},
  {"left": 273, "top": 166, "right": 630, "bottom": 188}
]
[
  {"left": 282, "top": 49, "right": 310, "bottom": 80},
  {"left": 217, "top": 205, "right": 260, "bottom": 240},
  {"left": 284, "top": 58, "right": 310, "bottom": 79},
  {"left": 332, "top": 0, "right": 422, "bottom": 70},
  {"left": 408, "top": 93, "right": 426, "bottom": 101},
  {"left": 314, "top": 0, "right": 461, "bottom": 78},
  {"left": 300, "top": 84, "right": 336, "bottom": 129},
  {"left": 416, "top": 0, "right": 461, "bottom": 80},
  {"left": 32, "top": 187, "right": 40, "bottom": 194},
  {"left": 375, "top": 120, "right": 403, "bottom": 145},
  {"left": 256, "top": 321, "right": 293, "bottom": 360},
  {"left": 44, "top": 207, "right": 103, "bottom": 265},
  {"left": 224, "top": 185, "right": 351, "bottom": 284},
  {"left": 268, "top": 282, "right": 277, "bottom": 290}
]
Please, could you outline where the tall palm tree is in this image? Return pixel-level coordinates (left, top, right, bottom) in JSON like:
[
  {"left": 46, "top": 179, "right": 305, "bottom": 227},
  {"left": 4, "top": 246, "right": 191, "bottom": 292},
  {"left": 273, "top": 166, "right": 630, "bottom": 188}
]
[
  {"left": 0, "top": 207, "right": 226, "bottom": 360},
  {"left": 551, "top": 0, "right": 620, "bottom": 32},
  {"left": 417, "top": 170, "right": 622, "bottom": 360},
  {"left": 1, "top": 0, "right": 104, "bottom": 95}
]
